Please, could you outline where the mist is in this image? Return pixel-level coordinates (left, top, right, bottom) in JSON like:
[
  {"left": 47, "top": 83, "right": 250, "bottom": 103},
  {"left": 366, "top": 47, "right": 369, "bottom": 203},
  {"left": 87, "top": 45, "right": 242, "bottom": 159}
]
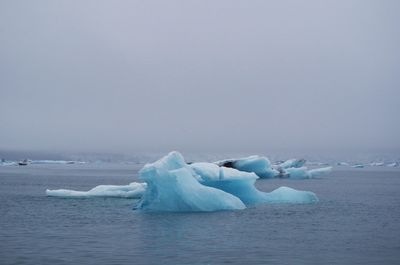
[{"left": 1, "top": 0, "right": 399, "bottom": 155}]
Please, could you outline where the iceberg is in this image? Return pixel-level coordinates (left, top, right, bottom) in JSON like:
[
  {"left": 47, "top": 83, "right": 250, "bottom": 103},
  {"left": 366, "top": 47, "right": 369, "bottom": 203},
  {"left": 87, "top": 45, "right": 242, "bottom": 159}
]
[
  {"left": 215, "top": 156, "right": 331, "bottom": 179},
  {"left": 46, "top": 182, "right": 146, "bottom": 198},
  {"left": 191, "top": 163, "right": 318, "bottom": 204},
  {"left": 352, "top": 164, "right": 364, "bottom": 168},
  {"left": 215, "top": 155, "right": 280, "bottom": 178},
  {"left": 190, "top": 162, "right": 267, "bottom": 204},
  {"left": 45, "top": 152, "right": 320, "bottom": 212},
  {"left": 136, "top": 152, "right": 246, "bottom": 212},
  {"left": 136, "top": 152, "right": 318, "bottom": 211}
]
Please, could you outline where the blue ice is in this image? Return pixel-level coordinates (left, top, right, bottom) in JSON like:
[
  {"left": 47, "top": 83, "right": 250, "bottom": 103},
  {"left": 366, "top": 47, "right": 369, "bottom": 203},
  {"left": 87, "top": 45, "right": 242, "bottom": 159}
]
[
  {"left": 136, "top": 152, "right": 319, "bottom": 212},
  {"left": 216, "top": 156, "right": 331, "bottom": 179},
  {"left": 136, "top": 152, "right": 245, "bottom": 212}
]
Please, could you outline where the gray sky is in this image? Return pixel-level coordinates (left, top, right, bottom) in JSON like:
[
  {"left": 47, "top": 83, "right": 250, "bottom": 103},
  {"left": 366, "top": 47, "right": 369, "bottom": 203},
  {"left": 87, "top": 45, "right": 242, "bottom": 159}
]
[{"left": 1, "top": 0, "right": 399, "bottom": 154}]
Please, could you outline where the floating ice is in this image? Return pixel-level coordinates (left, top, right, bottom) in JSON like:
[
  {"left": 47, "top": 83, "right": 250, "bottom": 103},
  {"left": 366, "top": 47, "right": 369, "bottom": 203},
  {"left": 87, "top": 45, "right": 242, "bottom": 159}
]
[
  {"left": 32, "top": 160, "right": 77, "bottom": 165},
  {"left": 45, "top": 152, "right": 320, "bottom": 212},
  {"left": 46, "top": 182, "right": 146, "bottom": 198},
  {"left": 337, "top": 162, "right": 350, "bottom": 166},
  {"left": 136, "top": 152, "right": 246, "bottom": 212},
  {"left": 195, "top": 165, "right": 318, "bottom": 204},
  {"left": 262, "top": 186, "right": 318, "bottom": 204},
  {"left": 308, "top": 166, "right": 332, "bottom": 178},
  {"left": 387, "top": 162, "right": 399, "bottom": 167},
  {"left": 370, "top": 162, "right": 384, "bottom": 167},
  {"left": 0, "top": 161, "right": 17, "bottom": 166},
  {"left": 215, "top": 156, "right": 330, "bottom": 179},
  {"left": 190, "top": 162, "right": 258, "bottom": 182},
  {"left": 307, "top": 161, "right": 330, "bottom": 166},
  {"left": 278, "top": 162, "right": 331, "bottom": 179},
  {"left": 278, "top": 158, "right": 307, "bottom": 169},
  {"left": 282, "top": 166, "right": 331, "bottom": 179},
  {"left": 284, "top": 167, "right": 310, "bottom": 179},
  {"left": 136, "top": 152, "right": 318, "bottom": 211},
  {"left": 190, "top": 162, "right": 267, "bottom": 204},
  {"left": 216, "top": 156, "right": 279, "bottom": 178},
  {"left": 352, "top": 164, "right": 364, "bottom": 168}
]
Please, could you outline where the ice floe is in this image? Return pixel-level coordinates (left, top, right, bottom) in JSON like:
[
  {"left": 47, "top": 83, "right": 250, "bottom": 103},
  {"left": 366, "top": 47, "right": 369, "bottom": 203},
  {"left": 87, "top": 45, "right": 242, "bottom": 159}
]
[
  {"left": 135, "top": 152, "right": 318, "bottom": 212},
  {"left": 46, "top": 182, "right": 146, "bottom": 198}
]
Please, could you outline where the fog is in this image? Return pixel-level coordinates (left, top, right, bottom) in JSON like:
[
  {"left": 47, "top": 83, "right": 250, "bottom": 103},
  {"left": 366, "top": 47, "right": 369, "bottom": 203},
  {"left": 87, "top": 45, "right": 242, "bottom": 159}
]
[{"left": 1, "top": 0, "right": 399, "bottom": 154}]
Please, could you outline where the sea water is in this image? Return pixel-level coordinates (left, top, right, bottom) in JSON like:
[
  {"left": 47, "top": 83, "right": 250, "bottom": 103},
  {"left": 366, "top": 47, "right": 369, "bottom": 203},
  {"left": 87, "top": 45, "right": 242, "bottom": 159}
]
[{"left": 0, "top": 161, "right": 399, "bottom": 264}]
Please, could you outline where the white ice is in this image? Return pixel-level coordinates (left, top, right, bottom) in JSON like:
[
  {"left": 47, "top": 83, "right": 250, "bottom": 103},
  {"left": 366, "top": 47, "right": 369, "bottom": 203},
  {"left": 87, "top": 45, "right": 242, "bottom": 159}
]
[
  {"left": 32, "top": 160, "right": 76, "bottom": 164},
  {"left": 278, "top": 158, "right": 307, "bottom": 169},
  {"left": 308, "top": 166, "right": 333, "bottom": 178},
  {"left": 387, "top": 162, "right": 399, "bottom": 167},
  {"left": 0, "top": 161, "right": 17, "bottom": 166},
  {"left": 283, "top": 166, "right": 332, "bottom": 179},
  {"left": 370, "top": 162, "right": 384, "bottom": 166},
  {"left": 262, "top": 186, "right": 319, "bottom": 204},
  {"left": 46, "top": 182, "right": 146, "bottom": 198}
]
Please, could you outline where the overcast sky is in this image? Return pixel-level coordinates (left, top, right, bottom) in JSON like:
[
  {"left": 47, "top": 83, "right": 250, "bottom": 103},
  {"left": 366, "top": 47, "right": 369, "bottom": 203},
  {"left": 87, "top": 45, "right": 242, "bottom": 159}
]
[{"left": 0, "top": 0, "right": 399, "bottom": 154}]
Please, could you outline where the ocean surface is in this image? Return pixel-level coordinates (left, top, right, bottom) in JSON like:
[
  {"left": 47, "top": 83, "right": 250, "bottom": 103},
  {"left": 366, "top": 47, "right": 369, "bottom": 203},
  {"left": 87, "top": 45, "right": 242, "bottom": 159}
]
[{"left": 1, "top": 160, "right": 400, "bottom": 265}]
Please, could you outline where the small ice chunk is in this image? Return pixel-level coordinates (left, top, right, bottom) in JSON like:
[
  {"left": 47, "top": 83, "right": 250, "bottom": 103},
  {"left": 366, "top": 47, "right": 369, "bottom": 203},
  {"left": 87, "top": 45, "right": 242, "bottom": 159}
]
[
  {"left": 216, "top": 155, "right": 279, "bottom": 178},
  {"left": 308, "top": 166, "right": 332, "bottom": 178},
  {"left": 32, "top": 160, "right": 76, "bottom": 164},
  {"left": 0, "top": 161, "right": 17, "bottom": 166},
  {"left": 370, "top": 162, "right": 384, "bottom": 166},
  {"left": 190, "top": 162, "right": 258, "bottom": 181},
  {"left": 284, "top": 167, "right": 311, "bottom": 179},
  {"left": 263, "top": 186, "right": 319, "bottom": 204},
  {"left": 278, "top": 158, "right": 307, "bottom": 169},
  {"left": 282, "top": 166, "right": 332, "bottom": 179},
  {"left": 46, "top": 182, "right": 147, "bottom": 198}
]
